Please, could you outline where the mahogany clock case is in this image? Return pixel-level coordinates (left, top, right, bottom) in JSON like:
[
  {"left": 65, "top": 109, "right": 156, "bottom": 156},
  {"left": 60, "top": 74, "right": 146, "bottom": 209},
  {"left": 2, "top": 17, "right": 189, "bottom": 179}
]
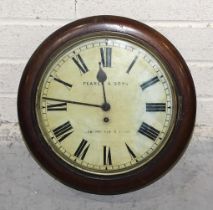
[{"left": 18, "top": 16, "right": 196, "bottom": 194}]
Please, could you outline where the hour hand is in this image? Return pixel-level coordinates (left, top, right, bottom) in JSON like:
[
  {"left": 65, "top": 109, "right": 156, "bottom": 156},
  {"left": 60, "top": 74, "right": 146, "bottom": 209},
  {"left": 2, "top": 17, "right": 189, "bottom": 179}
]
[{"left": 96, "top": 62, "right": 109, "bottom": 106}]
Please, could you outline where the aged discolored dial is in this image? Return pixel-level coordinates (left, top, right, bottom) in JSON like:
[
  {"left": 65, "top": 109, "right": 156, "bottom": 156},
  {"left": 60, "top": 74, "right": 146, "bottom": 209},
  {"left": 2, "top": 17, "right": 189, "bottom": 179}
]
[{"left": 36, "top": 37, "right": 176, "bottom": 175}]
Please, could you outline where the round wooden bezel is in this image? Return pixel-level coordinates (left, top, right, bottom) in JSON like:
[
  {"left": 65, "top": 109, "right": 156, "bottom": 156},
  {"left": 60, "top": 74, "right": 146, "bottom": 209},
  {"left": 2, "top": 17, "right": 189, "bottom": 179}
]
[{"left": 18, "top": 15, "right": 196, "bottom": 195}]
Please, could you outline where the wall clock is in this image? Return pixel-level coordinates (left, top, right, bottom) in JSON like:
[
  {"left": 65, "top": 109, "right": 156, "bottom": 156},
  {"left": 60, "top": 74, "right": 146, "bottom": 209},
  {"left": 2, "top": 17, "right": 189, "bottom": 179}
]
[{"left": 18, "top": 15, "right": 196, "bottom": 194}]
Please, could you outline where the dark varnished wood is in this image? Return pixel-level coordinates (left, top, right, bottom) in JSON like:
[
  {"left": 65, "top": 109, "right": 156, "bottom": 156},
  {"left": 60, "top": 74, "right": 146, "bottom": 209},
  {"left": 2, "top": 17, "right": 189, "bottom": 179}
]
[{"left": 18, "top": 15, "right": 196, "bottom": 194}]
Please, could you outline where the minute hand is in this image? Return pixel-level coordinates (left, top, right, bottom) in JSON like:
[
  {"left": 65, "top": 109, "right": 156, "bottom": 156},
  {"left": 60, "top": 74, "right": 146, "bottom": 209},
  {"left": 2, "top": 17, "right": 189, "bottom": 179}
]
[{"left": 43, "top": 97, "right": 102, "bottom": 108}]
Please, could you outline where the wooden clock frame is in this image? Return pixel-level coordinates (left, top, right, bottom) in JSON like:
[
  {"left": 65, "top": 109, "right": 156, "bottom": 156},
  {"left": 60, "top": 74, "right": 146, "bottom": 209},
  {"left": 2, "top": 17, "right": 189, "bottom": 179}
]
[{"left": 18, "top": 15, "right": 196, "bottom": 194}]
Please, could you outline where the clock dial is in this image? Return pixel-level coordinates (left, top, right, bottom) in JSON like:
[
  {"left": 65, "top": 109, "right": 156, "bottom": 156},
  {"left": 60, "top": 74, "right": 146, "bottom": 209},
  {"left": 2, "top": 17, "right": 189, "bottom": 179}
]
[{"left": 36, "top": 37, "right": 176, "bottom": 175}]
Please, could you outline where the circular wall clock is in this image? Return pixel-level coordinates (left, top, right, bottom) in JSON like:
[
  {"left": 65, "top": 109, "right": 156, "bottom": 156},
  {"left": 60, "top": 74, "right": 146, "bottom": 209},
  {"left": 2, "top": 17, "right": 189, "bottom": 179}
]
[{"left": 18, "top": 15, "right": 196, "bottom": 194}]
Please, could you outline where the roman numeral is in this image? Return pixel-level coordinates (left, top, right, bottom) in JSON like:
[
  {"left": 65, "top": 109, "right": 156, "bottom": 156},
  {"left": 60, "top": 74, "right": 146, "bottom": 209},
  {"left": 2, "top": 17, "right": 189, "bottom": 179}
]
[
  {"left": 100, "top": 47, "right": 112, "bottom": 67},
  {"left": 72, "top": 54, "right": 89, "bottom": 73},
  {"left": 52, "top": 121, "right": 73, "bottom": 142},
  {"left": 47, "top": 102, "right": 67, "bottom": 111},
  {"left": 53, "top": 77, "right": 72, "bottom": 88},
  {"left": 125, "top": 143, "right": 137, "bottom": 160},
  {"left": 141, "top": 76, "right": 159, "bottom": 90},
  {"left": 103, "top": 146, "right": 112, "bottom": 165},
  {"left": 138, "top": 122, "right": 160, "bottom": 141},
  {"left": 74, "top": 139, "right": 90, "bottom": 160},
  {"left": 146, "top": 103, "right": 166, "bottom": 112},
  {"left": 126, "top": 55, "right": 138, "bottom": 74}
]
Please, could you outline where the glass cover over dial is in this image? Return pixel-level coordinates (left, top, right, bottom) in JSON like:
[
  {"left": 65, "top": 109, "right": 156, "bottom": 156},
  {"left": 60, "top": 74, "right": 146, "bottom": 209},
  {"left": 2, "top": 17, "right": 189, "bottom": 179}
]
[{"left": 36, "top": 36, "right": 177, "bottom": 175}]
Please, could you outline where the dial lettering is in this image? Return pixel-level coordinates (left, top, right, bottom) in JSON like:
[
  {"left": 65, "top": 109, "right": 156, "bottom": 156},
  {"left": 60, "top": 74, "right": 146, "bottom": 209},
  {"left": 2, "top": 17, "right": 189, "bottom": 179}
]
[
  {"left": 126, "top": 55, "right": 138, "bottom": 74},
  {"left": 103, "top": 146, "right": 112, "bottom": 165},
  {"left": 72, "top": 54, "right": 89, "bottom": 74},
  {"left": 146, "top": 103, "right": 166, "bottom": 112},
  {"left": 125, "top": 143, "right": 137, "bottom": 160},
  {"left": 100, "top": 47, "right": 112, "bottom": 67},
  {"left": 141, "top": 76, "right": 159, "bottom": 90},
  {"left": 74, "top": 139, "right": 90, "bottom": 160},
  {"left": 138, "top": 122, "right": 160, "bottom": 141},
  {"left": 52, "top": 121, "right": 73, "bottom": 142},
  {"left": 53, "top": 77, "right": 72, "bottom": 88},
  {"left": 47, "top": 102, "right": 67, "bottom": 111}
]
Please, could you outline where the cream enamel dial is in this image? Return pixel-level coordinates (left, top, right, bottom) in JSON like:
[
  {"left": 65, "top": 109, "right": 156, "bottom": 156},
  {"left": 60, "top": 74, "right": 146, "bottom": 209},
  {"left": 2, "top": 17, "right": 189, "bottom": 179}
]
[{"left": 36, "top": 36, "right": 176, "bottom": 175}]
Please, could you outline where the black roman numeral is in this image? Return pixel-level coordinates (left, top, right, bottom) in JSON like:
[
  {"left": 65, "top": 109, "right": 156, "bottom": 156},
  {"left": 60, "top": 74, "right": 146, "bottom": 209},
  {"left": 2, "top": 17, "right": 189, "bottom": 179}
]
[
  {"left": 103, "top": 146, "right": 112, "bottom": 165},
  {"left": 100, "top": 47, "right": 112, "bottom": 67},
  {"left": 53, "top": 77, "right": 72, "bottom": 88},
  {"left": 126, "top": 55, "right": 138, "bottom": 74},
  {"left": 74, "top": 139, "right": 90, "bottom": 160},
  {"left": 72, "top": 54, "right": 89, "bottom": 73},
  {"left": 52, "top": 121, "right": 73, "bottom": 142},
  {"left": 141, "top": 76, "right": 160, "bottom": 90},
  {"left": 47, "top": 102, "right": 67, "bottom": 111},
  {"left": 138, "top": 122, "right": 160, "bottom": 141},
  {"left": 125, "top": 143, "right": 137, "bottom": 160},
  {"left": 146, "top": 103, "right": 166, "bottom": 112}
]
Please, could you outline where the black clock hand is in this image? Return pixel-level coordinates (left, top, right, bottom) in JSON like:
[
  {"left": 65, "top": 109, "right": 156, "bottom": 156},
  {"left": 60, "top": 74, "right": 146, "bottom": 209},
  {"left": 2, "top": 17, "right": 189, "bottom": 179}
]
[
  {"left": 43, "top": 97, "right": 102, "bottom": 109},
  {"left": 96, "top": 62, "right": 108, "bottom": 104}
]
